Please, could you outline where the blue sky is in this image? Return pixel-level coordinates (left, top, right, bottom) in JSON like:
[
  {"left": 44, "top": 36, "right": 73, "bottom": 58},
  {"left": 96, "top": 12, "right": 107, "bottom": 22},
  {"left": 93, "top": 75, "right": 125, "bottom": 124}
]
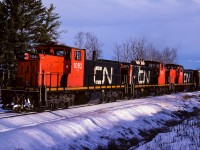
[{"left": 42, "top": 0, "right": 200, "bottom": 69}]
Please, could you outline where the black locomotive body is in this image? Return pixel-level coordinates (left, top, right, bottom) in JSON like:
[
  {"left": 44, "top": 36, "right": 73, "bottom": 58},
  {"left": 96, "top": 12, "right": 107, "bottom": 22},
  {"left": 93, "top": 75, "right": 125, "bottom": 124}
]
[{"left": 84, "top": 59, "right": 121, "bottom": 86}]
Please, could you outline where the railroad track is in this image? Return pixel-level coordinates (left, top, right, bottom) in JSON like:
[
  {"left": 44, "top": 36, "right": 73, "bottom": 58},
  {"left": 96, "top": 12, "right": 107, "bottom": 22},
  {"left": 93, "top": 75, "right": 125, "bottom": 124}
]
[
  {"left": 0, "top": 97, "right": 142, "bottom": 119},
  {"left": 0, "top": 100, "right": 101, "bottom": 120},
  {"left": 0, "top": 111, "right": 39, "bottom": 119},
  {"left": 0, "top": 92, "right": 198, "bottom": 120}
]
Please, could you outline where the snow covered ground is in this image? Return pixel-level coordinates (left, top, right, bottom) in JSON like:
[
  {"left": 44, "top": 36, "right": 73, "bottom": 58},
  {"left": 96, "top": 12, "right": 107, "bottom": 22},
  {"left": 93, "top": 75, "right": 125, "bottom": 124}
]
[
  {"left": 0, "top": 91, "right": 200, "bottom": 150},
  {"left": 134, "top": 115, "right": 200, "bottom": 150}
]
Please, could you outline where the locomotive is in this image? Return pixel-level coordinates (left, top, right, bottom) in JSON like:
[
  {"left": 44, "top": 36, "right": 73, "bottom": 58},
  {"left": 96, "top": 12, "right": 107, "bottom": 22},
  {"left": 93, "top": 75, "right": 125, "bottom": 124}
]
[{"left": 1, "top": 43, "right": 200, "bottom": 111}]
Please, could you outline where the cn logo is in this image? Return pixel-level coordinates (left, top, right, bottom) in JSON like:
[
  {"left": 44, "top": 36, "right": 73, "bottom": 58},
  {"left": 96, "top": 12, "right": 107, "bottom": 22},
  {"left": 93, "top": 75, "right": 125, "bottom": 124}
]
[
  {"left": 94, "top": 66, "right": 113, "bottom": 84},
  {"left": 138, "top": 67, "right": 150, "bottom": 84},
  {"left": 184, "top": 73, "right": 190, "bottom": 83}
]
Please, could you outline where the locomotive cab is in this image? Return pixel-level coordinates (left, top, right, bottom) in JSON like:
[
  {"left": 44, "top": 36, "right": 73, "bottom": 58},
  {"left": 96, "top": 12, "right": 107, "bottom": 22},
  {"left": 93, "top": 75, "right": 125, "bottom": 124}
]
[
  {"left": 35, "top": 44, "right": 85, "bottom": 88},
  {"left": 63, "top": 47, "right": 85, "bottom": 87},
  {"left": 16, "top": 44, "right": 85, "bottom": 88}
]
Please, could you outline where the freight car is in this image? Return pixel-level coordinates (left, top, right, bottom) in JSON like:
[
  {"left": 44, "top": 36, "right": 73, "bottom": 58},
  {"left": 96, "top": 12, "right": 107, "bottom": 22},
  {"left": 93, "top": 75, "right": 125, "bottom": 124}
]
[{"left": 0, "top": 43, "right": 199, "bottom": 111}]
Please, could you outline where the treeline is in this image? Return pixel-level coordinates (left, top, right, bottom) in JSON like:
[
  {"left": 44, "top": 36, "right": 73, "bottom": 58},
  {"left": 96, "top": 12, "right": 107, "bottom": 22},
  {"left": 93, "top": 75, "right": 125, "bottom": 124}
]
[
  {"left": 73, "top": 33, "right": 177, "bottom": 64},
  {"left": 112, "top": 37, "right": 177, "bottom": 64}
]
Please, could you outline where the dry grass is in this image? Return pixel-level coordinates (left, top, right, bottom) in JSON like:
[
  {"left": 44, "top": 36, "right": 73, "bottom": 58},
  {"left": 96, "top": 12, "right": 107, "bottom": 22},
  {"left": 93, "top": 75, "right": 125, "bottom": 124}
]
[{"left": 182, "top": 94, "right": 198, "bottom": 100}]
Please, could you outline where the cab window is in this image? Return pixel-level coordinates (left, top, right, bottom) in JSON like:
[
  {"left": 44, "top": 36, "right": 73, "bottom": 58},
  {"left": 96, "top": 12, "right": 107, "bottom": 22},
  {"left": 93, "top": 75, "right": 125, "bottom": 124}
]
[
  {"left": 55, "top": 49, "right": 64, "bottom": 56},
  {"left": 75, "top": 51, "right": 81, "bottom": 60}
]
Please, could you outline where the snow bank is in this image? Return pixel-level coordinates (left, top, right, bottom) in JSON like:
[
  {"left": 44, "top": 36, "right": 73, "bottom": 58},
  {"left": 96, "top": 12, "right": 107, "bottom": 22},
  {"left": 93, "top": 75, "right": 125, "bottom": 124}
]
[
  {"left": 134, "top": 115, "right": 200, "bottom": 150},
  {"left": 0, "top": 92, "right": 200, "bottom": 149}
]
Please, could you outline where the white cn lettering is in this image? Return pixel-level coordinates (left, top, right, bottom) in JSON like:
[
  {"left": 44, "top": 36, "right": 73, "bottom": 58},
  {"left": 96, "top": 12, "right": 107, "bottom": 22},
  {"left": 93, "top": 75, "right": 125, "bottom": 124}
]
[
  {"left": 184, "top": 73, "right": 190, "bottom": 83},
  {"left": 103, "top": 67, "right": 113, "bottom": 84},
  {"left": 94, "top": 66, "right": 113, "bottom": 84},
  {"left": 94, "top": 66, "right": 102, "bottom": 84},
  {"left": 138, "top": 67, "right": 150, "bottom": 84}
]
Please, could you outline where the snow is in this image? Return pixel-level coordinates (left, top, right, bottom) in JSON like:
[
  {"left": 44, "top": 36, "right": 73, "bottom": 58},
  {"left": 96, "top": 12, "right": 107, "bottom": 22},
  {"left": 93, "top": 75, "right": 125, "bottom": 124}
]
[
  {"left": 134, "top": 115, "right": 200, "bottom": 150},
  {"left": 0, "top": 91, "right": 200, "bottom": 150}
]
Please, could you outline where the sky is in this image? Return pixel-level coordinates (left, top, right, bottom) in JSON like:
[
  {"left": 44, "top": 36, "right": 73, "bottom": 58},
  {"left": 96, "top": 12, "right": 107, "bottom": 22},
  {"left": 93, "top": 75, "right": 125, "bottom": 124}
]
[{"left": 42, "top": 0, "right": 200, "bottom": 69}]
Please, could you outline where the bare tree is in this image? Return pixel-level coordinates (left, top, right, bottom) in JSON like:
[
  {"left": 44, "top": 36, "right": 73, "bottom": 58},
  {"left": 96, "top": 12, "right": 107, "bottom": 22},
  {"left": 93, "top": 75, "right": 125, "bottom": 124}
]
[
  {"left": 162, "top": 47, "right": 177, "bottom": 64},
  {"left": 112, "top": 43, "right": 122, "bottom": 62},
  {"left": 134, "top": 38, "right": 146, "bottom": 59},
  {"left": 121, "top": 39, "right": 132, "bottom": 62},
  {"left": 169, "top": 48, "right": 177, "bottom": 63},
  {"left": 145, "top": 43, "right": 162, "bottom": 62},
  {"left": 74, "top": 32, "right": 85, "bottom": 49},
  {"left": 113, "top": 37, "right": 148, "bottom": 63},
  {"left": 74, "top": 32, "right": 103, "bottom": 60}
]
